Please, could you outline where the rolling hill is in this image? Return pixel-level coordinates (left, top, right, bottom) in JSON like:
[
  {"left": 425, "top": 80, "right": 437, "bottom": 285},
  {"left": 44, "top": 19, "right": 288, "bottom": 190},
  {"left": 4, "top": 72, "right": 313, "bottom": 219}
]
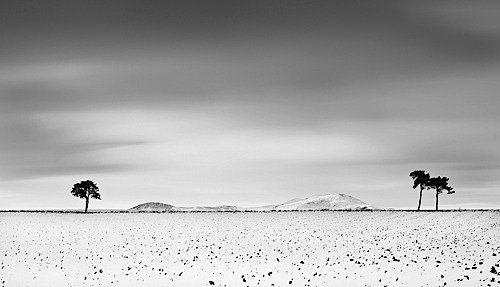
[{"left": 129, "top": 194, "right": 372, "bottom": 212}]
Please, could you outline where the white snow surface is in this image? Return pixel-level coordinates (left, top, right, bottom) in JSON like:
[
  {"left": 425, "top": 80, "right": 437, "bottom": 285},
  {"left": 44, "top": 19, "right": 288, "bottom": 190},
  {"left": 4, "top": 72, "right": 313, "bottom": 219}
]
[{"left": 1, "top": 211, "right": 499, "bottom": 286}]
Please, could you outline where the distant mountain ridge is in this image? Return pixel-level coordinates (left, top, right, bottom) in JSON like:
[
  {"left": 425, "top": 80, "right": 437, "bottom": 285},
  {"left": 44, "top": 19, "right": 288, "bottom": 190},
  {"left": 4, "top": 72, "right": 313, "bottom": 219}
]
[{"left": 129, "top": 194, "right": 372, "bottom": 212}]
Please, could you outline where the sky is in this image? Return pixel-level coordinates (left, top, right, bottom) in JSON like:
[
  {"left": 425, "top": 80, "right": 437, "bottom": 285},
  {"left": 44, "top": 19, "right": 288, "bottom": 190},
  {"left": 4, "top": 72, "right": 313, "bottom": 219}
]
[{"left": 1, "top": 0, "right": 499, "bottom": 210}]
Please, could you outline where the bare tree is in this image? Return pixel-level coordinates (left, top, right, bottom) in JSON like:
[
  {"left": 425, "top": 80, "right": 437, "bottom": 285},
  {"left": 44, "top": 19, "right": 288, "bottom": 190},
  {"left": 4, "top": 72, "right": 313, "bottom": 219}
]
[
  {"left": 409, "top": 170, "right": 430, "bottom": 211},
  {"left": 70, "top": 180, "right": 101, "bottom": 213},
  {"left": 426, "top": 176, "right": 454, "bottom": 211}
]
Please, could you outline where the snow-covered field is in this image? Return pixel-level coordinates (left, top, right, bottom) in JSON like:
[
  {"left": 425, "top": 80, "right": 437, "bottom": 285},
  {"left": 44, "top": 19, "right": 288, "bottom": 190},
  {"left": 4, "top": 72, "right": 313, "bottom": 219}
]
[{"left": 1, "top": 211, "right": 499, "bottom": 287}]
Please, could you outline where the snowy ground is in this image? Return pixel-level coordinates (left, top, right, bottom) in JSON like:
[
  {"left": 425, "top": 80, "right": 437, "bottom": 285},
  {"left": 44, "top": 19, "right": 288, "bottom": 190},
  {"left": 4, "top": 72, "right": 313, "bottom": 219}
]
[{"left": 1, "top": 211, "right": 499, "bottom": 287}]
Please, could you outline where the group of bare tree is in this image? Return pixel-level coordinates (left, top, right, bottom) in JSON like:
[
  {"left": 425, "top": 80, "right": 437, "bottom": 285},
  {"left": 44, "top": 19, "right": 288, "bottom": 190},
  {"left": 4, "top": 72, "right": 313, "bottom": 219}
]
[{"left": 410, "top": 170, "right": 454, "bottom": 211}]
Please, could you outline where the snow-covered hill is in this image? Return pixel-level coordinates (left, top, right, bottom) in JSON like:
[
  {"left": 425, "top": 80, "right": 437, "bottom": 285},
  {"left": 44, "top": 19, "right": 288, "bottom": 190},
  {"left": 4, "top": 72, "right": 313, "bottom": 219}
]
[
  {"left": 129, "top": 202, "right": 174, "bottom": 212},
  {"left": 174, "top": 205, "right": 241, "bottom": 212},
  {"left": 129, "top": 202, "right": 241, "bottom": 212},
  {"left": 129, "top": 194, "right": 372, "bottom": 212},
  {"left": 262, "top": 194, "right": 372, "bottom": 211}
]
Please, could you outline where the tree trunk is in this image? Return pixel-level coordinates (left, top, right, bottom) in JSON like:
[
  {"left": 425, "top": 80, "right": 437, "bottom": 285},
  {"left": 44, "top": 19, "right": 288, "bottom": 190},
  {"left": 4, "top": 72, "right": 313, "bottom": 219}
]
[
  {"left": 435, "top": 190, "right": 439, "bottom": 211},
  {"left": 418, "top": 186, "right": 423, "bottom": 211},
  {"left": 85, "top": 197, "right": 89, "bottom": 213}
]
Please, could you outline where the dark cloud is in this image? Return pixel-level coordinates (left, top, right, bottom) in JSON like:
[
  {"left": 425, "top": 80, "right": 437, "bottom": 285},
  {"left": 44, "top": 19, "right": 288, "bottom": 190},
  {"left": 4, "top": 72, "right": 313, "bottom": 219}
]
[
  {"left": 2, "top": 0, "right": 499, "bottom": 65},
  {"left": 2, "top": 0, "right": 500, "bottom": 118}
]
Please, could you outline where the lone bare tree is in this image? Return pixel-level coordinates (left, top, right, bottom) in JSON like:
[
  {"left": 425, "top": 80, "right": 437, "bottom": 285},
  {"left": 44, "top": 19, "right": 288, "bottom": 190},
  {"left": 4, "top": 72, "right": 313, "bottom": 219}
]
[
  {"left": 409, "top": 170, "right": 430, "bottom": 211},
  {"left": 70, "top": 180, "right": 101, "bottom": 213},
  {"left": 426, "top": 176, "right": 454, "bottom": 211}
]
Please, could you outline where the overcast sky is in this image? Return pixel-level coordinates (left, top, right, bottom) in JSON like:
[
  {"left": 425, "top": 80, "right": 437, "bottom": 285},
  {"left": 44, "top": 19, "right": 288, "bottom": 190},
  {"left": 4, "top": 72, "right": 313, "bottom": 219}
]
[{"left": 1, "top": 0, "right": 499, "bottom": 210}]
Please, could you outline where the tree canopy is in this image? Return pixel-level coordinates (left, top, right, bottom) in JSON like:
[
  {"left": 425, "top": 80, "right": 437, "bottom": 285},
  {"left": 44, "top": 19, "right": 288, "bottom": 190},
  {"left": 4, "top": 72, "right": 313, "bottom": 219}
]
[
  {"left": 409, "top": 170, "right": 430, "bottom": 190},
  {"left": 427, "top": 176, "right": 454, "bottom": 195},
  {"left": 70, "top": 180, "right": 101, "bottom": 212}
]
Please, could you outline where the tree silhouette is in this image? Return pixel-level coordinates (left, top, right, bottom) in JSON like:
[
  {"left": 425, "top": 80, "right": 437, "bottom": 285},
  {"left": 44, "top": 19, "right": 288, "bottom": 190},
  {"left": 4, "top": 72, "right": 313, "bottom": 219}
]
[
  {"left": 70, "top": 180, "right": 101, "bottom": 213},
  {"left": 409, "top": 170, "right": 430, "bottom": 211},
  {"left": 426, "top": 176, "right": 454, "bottom": 211}
]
